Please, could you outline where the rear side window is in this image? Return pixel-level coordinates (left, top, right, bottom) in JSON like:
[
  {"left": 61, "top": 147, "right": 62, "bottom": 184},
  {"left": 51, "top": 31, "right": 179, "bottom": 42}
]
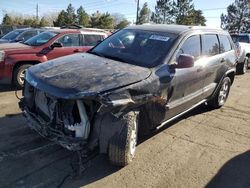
[
  {"left": 219, "top": 35, "right": 232, "bottom": 53},
  {"left": 202, "top": 34, "right": 219, "bottom": 56},
  {"left": 84, "top": 34, "right": 103, "bottom": 46},
  {"left": 177, "top": 35, "right": 201, "bottom": 60}
]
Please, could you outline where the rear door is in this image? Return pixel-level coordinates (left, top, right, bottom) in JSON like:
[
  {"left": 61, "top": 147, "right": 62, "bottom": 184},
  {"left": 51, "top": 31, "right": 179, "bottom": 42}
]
[{"left": 201, "top": 34, "right": 230, "bottom": 98}]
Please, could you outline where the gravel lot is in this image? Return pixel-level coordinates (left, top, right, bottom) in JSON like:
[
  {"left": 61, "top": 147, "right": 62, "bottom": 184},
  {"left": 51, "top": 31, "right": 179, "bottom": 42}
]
[{"left": 0, "top": 72, "right": 250, "bottom": 188}]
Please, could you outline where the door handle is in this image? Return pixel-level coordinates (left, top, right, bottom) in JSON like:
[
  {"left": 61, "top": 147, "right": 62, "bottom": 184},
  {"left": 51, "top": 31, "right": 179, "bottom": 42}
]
[{"left": 73, "top": 49, "right": 80, "bottom": 53}]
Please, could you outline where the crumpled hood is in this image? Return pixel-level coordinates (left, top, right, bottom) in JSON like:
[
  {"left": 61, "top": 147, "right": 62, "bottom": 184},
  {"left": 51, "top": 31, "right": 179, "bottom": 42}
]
[
  {"left": 26, "top": 53, "right": 151, "bottom": 99},
  {"left": 0, "top": 42, "right": 32, "bottom": 51}
]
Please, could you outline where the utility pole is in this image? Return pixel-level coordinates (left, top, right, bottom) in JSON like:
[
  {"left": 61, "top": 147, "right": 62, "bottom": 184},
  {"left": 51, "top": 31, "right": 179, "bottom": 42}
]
[
  {"left": 36, "top": 3, "right": 39, "bottom": 20},
  {"left": 136, "top": 0, "right": 139, "bottom": 24}
]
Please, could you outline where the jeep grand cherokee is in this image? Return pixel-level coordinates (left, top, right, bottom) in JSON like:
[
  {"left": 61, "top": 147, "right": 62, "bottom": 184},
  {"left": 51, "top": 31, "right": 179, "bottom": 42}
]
[{"left": 19, "top": 24, "right": 237, "bottom": 166}]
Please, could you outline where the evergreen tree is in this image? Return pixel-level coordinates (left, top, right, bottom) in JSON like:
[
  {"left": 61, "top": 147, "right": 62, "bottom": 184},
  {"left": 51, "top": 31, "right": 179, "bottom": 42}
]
[
  {"left": 174, "top": 0, "right": 194, "bottom": 24},
  {"left": 137, "top": 2, "right": 151, "bottom": 24},
  {"left": 151, "top": 0, "right": 174, "bottom": 24},
  {"left": 221, "top": 0, "right": 250, "bottom": 32},
  {"left": 53, "top": 10, "right": 67, "bottom": 26},
  {"left": 188, "top": 9, "right": 206, "bottom": 26},
  {"left": 77, "top": 6, "right": 89, "bottom": 26},
  {"left": 115, "top": 19, "right": 130, "bottom": 29},
  {"left": 2, "top": 14, "right": 13, "bottom": 25},
  {"left": 66, "top": 3, "right": 76, "bottom": 24},
  {"left": 90, "top": 12, "right": 114, "bottom": 29}
]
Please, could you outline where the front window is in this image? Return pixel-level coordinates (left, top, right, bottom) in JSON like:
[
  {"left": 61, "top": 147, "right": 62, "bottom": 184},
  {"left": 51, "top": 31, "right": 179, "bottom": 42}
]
[
  {"left": 2, "top": 30, "right": 25, "bottom": 40},
  {"left": 89, "top": 29, "right": 177, "bottom": 68},
  {"left": 24, "top": 31, "right": 58, "bottom": 46}
]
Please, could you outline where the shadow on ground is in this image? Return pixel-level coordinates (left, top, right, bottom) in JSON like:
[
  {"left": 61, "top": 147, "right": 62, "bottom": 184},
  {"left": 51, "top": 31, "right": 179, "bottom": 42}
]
[
  {"left": 0, "top": 84, "right": 17, "bottom": 92},
  {"left": 206, "top": 150, "right": 250, "bottom": 188},
  {"left": 0, "top": 104, "right": 214, "bottom": 188}
]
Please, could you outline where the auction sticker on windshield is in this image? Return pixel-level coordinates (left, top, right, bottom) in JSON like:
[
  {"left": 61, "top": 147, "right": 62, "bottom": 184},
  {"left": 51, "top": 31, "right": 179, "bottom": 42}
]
[{"left": 149, "top": 35, "right": 170, "bottom": 41}]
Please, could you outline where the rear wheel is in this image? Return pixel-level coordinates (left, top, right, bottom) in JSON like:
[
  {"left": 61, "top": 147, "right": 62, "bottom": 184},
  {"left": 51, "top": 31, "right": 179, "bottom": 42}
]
[
  {"left": 108, "top": 112, "right": 138, "bottom": 166},
  {"left": 207, "top": 77, "right": 231, "bottom": 108},
  {"left": 13, "top": 64, "right": 32, "bottom": 89}
]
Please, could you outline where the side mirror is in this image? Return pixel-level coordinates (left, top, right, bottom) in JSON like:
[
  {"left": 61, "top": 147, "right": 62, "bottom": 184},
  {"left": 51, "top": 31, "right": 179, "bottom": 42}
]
[
  {"left": 50, "top": 42, "right": 63, "bottom": 49},
  {"left": 175, "top": 54, "right": 194, "bottom": 69}
]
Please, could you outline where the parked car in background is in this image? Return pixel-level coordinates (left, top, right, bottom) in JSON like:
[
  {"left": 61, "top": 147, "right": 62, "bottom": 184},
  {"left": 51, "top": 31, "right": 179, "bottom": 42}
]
[
  {"left": 0, "top": 25, "right": 29, "bottom": 38},
  {"left": 0, "top": 28, "right": 45, "bottom": 44},
  {"left": 231, "top": 33, "right": 250, "bottom": 74},
  {"left": 19, "top": 24, "right": 237, "bottom": 167},
  {"left": 0, "top": 28, "right": 108, "bottom": 88}
]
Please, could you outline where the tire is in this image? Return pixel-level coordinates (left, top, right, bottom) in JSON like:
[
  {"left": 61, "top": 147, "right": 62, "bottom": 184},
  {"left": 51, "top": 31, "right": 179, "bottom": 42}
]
[
  {"left": 207, "top": 77, "right": 231, "bottom": 109},
  {"left": 13, "top": 64, "right": 32, "bottom": 89},
  {"left": 108, "top": 112, "right": 138, "bottom": 166},
  {"left": 237, "top": 59, "right": 247, "bottom": 74}
]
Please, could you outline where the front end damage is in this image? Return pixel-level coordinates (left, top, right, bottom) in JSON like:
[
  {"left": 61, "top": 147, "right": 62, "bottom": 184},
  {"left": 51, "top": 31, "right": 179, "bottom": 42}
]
[
  {"left": 20, "top": 83, "right": 98, "bottom": 150},
  {"left": 19, "top": 78, "right": 155, "bottom": 152}
]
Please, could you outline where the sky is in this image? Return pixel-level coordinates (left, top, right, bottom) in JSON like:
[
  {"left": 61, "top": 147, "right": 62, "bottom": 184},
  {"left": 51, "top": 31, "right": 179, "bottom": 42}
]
[{"left": 0, "top": 0, "right": 235, "bottom": 28}]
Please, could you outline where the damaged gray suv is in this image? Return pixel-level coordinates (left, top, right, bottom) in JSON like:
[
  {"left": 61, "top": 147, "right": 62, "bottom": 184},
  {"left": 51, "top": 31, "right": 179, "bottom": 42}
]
[{"left": 19, "top": 25, "right": 237, "bottom": 166}]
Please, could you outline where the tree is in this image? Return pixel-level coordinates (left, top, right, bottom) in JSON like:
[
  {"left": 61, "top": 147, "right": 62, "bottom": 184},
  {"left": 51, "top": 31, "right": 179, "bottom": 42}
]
[
  {"left": 90, "top": 12, "right": 114, "bottom": 29},
  {"left": 77, "top": 6, "right": 89, "bottom": 26},
  {"left": 174, "top": 0, "right": 195, "bottom": 24},
  {"left": 221, "top": 0, "right": 250, "bottom": 33},
  {"left": 66, "top": 3, "right": 76, "bottom": 24},
  {"left": 188, "top": 9, "right": 206, "bottom": 26},
  {"left": 98, "top": 13, "right": 114, "bottom": 29},
  {"left": 138, "top": 2, "right": 151, "bottom": 24},
  {"left": 2, "top": 14, "right": 13, "bottom": 25},
  {"left": 53, "top": 10, "right": 67, "bottom": 26},
  {"left": 39, "top": 17, "right": 50, "bottom": 27},
  {"left": 151, "top": 0, "right": 175, "bottom": 24},
  {"left": 115, "top": 19, "right": 130, "bottom": 29}
]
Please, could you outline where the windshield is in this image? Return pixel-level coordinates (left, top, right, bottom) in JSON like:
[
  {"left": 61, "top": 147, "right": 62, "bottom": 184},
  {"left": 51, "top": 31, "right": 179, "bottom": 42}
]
[
  {"left": 90, "top": 29, "right": 177, "bottom": 68},
  {"left": 24, "top": 31, "right": 58, "bottom": 46},
  {"left": 231, "top": 35, "right": 250, "bottom": 43},
  {"left": 2, "top": 30, "right": 25, "bottom": 40}
]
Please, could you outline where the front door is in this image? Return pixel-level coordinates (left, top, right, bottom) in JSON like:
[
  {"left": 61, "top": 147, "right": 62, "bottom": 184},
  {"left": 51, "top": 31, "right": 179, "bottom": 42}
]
[
  {"left": 165, "top": 34, "right": 204, "bottom": 120},
  {"left": 45, "top": 34, "right": 88, "bottom": 60}
]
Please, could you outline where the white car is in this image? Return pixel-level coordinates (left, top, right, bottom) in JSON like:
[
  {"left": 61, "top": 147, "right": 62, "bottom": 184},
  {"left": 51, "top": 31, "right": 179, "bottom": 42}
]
[{"left": 231, "top": 34, "right": 250, "bottom": 74}]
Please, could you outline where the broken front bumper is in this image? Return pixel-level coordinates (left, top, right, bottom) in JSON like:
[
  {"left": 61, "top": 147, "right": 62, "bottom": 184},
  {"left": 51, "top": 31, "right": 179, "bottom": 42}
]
[{"left": 23, "top": 107, "right": 87, "bottom": 151}]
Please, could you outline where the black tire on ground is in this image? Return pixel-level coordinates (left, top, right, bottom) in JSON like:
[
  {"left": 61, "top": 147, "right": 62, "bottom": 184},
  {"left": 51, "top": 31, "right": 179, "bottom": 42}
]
[
  {"left": 237, "top": 60, "right": 247, "bottom": 74},
  {"left": 13, "top": 64, "right": 32, "bottom": 89},
  {"left": 108, "top": 112, "right": 138, "bottom": 167},
  {"left": 207, "top": 77, "right": 231, "bottom": 109}
]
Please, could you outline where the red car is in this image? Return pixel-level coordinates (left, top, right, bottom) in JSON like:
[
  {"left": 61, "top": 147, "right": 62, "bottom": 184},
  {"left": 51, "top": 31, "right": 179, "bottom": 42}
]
[{"left": 0, "top": 28, "right": 108, "bottom": 88}]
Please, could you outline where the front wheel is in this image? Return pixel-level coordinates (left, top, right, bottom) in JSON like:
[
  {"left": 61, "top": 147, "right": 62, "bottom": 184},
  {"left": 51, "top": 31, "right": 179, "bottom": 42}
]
[
  {"left": 13, "top": 64, "right": 32, "bottom": 89},
  {"left": 207, "top": 77, "right": 231, "bottom": 108},
  {"left": 108, "top": 112, "right": 138, "bottom": 166}
]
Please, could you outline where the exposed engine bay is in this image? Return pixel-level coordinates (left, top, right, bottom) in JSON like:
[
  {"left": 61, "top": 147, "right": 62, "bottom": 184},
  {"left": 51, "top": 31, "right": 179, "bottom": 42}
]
[{"left": 21, "top": 82, "right": 103, "bottom": 151}]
